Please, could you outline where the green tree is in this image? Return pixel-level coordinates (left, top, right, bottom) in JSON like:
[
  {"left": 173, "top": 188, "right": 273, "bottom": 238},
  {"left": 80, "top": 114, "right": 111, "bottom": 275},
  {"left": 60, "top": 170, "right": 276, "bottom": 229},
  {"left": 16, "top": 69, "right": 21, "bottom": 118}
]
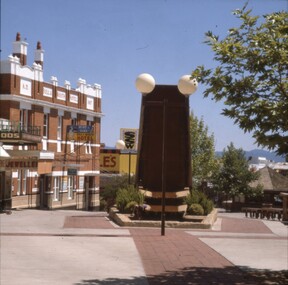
[
  {"left": 190, "top": 112, "right": 219, "bottom": 189},
  {"left": 192, "top": 4, "right": 288, "bottom": 157},
  {"left": 214, "top": 143, "right": 262, "bottom": 201}
]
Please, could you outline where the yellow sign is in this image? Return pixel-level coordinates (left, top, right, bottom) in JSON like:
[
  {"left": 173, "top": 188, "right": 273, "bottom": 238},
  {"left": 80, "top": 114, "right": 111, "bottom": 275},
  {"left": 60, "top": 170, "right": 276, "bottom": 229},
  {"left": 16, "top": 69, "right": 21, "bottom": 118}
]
[{"left": 100, "top": 153, "right": 120, "bottom": 172}]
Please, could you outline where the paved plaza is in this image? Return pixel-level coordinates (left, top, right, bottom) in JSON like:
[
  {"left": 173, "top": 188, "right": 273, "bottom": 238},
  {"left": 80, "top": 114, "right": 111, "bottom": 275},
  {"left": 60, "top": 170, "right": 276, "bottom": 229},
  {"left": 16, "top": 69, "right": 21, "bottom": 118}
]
[{"left": 0, "top": 209, "right": 287, "bottom": 284}]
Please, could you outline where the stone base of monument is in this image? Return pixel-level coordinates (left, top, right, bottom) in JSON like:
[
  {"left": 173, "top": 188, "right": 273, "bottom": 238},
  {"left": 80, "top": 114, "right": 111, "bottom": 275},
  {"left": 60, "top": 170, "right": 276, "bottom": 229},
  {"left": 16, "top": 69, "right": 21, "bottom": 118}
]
[{"left": 109, "top": 207, "right": 218, "bottom": 229}]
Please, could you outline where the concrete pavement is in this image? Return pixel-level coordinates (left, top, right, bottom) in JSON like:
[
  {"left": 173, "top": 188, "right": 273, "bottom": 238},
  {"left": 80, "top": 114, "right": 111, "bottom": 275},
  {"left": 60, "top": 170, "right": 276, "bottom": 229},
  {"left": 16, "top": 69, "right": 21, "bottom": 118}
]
[
  {"left": 0, "top": 209, "right": 287, "bottom": 284},
  {"left": 0, "top": 210, "right": 148, "bottom": 285}
]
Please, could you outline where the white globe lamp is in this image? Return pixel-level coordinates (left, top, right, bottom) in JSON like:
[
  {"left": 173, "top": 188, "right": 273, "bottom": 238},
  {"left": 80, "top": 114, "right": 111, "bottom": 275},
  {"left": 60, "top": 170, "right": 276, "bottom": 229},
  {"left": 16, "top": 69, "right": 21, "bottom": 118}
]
[
  {"left": 115, "top": 139, "right": 126, "bottom": 150},
  {"left": 177, "top": 75, "right": 198, "bottom": 96},
  {"left": 135, "top": 73, "right": 155, "bottom": 94}
]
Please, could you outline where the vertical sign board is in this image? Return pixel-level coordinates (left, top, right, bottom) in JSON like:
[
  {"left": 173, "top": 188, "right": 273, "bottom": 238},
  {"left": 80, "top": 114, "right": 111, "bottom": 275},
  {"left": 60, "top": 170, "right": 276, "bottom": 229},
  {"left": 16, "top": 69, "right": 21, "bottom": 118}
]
[{"left": 120, "top": 128, "right": 138, "bottom": 150}]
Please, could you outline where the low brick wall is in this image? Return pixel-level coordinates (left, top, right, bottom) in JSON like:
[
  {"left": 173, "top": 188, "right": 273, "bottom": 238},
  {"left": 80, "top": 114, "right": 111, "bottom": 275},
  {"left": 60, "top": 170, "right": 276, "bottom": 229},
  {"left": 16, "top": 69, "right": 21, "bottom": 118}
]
[{"left": 109, "top": 207, "right": 218, "bottom": 229}]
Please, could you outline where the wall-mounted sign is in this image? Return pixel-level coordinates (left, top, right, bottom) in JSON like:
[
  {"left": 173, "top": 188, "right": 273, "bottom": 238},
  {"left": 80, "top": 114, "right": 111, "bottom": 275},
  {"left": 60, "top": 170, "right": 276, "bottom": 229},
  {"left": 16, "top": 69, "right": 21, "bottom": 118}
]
[
  {"left": 43, "top": 87, "right": 53, "bottom": 98},
  {"left": 57, "top": 91, "right": 66, "bottom": 101},
  {"left": 66, "top": 125, "right": 95, "bottom": 141},
  {"left": 68, "top": 168, "right": 77, "bottom": 176},
  {"left": 0, "top": 132, "right": 20, "bottom": 139},
  {"left": 0, "top": 160, "right": 38, "bottom": 169},
  {"left": 20, "top": 78, "right": 31, "bottom": 96},
  {"left": 86, "top": 97, "right": 94, "bottom": 110},
  {"left": 70, "top": 93, "right": 78, "bottom": 104}
]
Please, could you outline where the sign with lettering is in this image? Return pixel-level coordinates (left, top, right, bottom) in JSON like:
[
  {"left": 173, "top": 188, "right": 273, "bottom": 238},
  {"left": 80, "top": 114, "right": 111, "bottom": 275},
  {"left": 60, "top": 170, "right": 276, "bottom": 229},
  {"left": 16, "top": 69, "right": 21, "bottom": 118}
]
[
  {"left": 68, "top": 168, "right": 77, "bottom": 176},
  {"left": 20, "top": 78, "right": 31, "bottom": 96},
  {"left": 66, "top": 125, "right": 95, "bottom": 141},
  {"left": 100, "top": 153, "right": 120, "bottom": 172},
  {"left": 120, "top": 128, "right": 138, "bottom": 150},
  {"left": 57, "top": 91, "right": 66, "bottom": 101},
  {"left": 43, "top": 87, "right": 53, "bottom": 98},
  {"left": 0, "top": 160, "right": 38, "bottom": 169},
  {"left": 86, "top": 97, "right": 94, "bottom": 110},
  {"left": 0, "top": 132, "right": 20, "bottom": 139},
  {"left": 70, "top": 93, "right": 78, "bottom": 104}
]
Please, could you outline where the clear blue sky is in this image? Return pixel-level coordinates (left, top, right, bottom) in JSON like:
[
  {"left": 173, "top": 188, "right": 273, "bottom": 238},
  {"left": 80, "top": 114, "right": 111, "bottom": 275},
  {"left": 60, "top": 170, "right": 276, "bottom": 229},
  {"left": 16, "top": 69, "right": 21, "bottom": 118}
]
[{"left": 1, "top": 0, "right": 287, "bottom": 151}]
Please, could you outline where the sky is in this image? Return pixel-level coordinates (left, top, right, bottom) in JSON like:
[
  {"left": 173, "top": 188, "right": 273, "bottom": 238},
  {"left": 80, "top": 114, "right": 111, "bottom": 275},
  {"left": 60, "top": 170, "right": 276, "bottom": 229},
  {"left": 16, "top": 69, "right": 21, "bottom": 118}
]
[{"left": 1, "top": 0, "right": 287, "bottom": 151}]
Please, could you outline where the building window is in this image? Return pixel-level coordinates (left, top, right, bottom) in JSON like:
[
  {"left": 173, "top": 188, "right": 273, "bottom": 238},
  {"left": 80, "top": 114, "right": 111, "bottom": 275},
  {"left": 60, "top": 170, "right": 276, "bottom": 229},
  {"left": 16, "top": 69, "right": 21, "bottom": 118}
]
[
  {"left": 20, "top": 109, "right": 28, "bottom": 131},
  {"left": 85, "top": 121, "right": 92, "bottom": 154},
  {"left": 57, "top": 116, "right": 62, "bottom": 140},
  {"left": 17, "top": 170, "right": 27, "bottom": 195},
  {"left": 69, "top": 118, "right": 77, "bottom": 153},
  {"left": 67, "top": 176, "right": 74, "bottom": 199},
  {"left": 43, "top": 114, "right": 49, "bottom": 138},
  {"left": 53, "top": 176, "right": 60, "bottom": 201},
  {"left": 57, "top": 116, "right": 62, "bottom": 152},
  {"left": 71, "top": 118, "right": 77, "bottom": 126}
]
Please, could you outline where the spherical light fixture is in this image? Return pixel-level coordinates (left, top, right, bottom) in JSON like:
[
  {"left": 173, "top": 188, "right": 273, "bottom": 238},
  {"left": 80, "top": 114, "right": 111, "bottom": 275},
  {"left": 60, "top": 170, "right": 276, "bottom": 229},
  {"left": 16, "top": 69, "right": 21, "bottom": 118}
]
[
  {"left": 135, "top": 73, "right": 155, "bottom": 94},
  {"left": 177, "top": 75, "right": 198, "bottom": 96},
  {"left": 115, "top": 139, "right": 126, "bottom": 150}
]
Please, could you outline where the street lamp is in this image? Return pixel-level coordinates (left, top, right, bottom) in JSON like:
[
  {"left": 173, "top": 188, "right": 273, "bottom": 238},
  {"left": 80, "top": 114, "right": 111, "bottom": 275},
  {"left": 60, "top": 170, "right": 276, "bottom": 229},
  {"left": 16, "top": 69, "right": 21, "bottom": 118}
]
[
  {"left": 115, "top": 139, "right": 125, "bottom": 150},
  {"left": 178, "top": 75, "right": 198, "bottom": 95},
  {"left": 135, "top": 73, "right": 155, "bottom": 94},
  {"left": 135, "top": 73, "right": 198, "bottom": 236}
]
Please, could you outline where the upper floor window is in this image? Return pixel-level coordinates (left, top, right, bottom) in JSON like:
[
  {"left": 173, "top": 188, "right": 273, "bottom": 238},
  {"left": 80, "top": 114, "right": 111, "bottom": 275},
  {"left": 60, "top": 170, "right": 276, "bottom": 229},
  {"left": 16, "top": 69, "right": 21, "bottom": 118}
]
[
  {"left": 20, "top": 109, "right": 28, "bottom": 131},
  {"left": 57, "top": 116, "right": 62, "bottom": 140},
  {"left": 71, "top": 118, "right": 77, "bottom": 126},
  {"left": 85, "top": 121, "right": 93, "bottom": 154},
  {"left": 43, "top": 114, "right": 49, "bottom": 138}
]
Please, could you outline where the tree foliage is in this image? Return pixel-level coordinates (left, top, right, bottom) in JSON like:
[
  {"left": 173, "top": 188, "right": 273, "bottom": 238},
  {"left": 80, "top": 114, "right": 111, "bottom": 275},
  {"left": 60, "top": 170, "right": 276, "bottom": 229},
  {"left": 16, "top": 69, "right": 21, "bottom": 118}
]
[
  {"left": 190, "top": 112, "right": 219, "bottom": 188},
  {"left": 192, "top": 4, "right": 288, "bottom": 156},
  {"left": 214, "top": 143, "right": 262, "bottom": 198}
]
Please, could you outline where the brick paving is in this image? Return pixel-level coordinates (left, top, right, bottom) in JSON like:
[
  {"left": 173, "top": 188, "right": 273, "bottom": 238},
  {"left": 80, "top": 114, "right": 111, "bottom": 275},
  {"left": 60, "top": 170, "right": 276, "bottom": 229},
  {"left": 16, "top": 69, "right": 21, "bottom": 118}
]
[
  {"left": 130, "top": 228, "right": 253, "bottom": 285},
  {"left": 2, "top": 210, "right": 287, "bottom": 284},
  {"left": 130, "top": 218, "right": 288, "bottom": 285},
  {"left": 62, "top": 213, "right": 288, "bottom": 284},
  {"left": 220, "top": 216, "right": 273, "bottom": 234},
  {"left": 63, "top": 215, "right": 115, "bottom": 229}
]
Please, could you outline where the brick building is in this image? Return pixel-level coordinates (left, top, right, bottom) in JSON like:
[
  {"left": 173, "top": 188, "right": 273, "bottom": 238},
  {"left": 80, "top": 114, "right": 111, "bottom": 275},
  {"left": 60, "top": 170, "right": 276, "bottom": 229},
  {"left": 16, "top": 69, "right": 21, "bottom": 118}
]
[{"left": 0, "top": 33, "right": 102, "bottom": 211}]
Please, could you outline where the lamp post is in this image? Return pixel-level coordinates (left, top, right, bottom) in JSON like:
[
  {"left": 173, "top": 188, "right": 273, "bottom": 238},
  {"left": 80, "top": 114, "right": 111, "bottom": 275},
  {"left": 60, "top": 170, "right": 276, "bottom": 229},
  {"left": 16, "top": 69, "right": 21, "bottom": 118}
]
[
  {"left": 136, "top": 73, "right": 197, "bottom": 236},
  {"left": 116, "top": 139, "right": 132, "bottom": 184}
]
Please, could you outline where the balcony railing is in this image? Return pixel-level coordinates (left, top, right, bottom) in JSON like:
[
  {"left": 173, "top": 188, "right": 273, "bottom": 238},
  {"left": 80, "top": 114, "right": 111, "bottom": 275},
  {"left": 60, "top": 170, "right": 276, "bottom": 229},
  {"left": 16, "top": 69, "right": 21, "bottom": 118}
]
[{"left": 0, "top": 119, "right": 41, "bottom": 143}]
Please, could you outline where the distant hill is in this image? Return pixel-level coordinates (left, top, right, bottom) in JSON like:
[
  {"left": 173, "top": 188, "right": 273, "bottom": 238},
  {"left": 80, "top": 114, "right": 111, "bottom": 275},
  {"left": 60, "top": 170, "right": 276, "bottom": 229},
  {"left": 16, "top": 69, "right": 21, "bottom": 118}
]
[{"left": 215, "top": 149, "right": 286, "bottom": 163}]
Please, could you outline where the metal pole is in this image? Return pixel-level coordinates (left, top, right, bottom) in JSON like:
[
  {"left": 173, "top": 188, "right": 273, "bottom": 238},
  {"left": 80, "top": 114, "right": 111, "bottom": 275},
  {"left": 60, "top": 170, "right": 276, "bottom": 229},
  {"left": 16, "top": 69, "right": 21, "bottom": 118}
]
[
  {"left": 161, "top": 99, "right": 167, "bottom": 236},
  {"left": 128, "top": 151, "right": 131, "bottom": 184}
]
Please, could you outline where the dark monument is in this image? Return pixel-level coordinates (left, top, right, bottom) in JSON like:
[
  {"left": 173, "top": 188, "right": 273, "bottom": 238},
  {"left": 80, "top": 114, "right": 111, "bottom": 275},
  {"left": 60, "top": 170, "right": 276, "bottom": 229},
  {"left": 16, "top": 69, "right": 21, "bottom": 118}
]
[{"left": 135, "top": 74, "right": 198, "bottom": 222}]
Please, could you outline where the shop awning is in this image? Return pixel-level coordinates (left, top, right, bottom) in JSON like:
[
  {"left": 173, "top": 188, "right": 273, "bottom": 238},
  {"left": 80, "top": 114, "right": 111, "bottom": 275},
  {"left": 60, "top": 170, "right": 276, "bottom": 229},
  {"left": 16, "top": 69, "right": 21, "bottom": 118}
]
[{"left": 0, "top": 146, "right": 10, "bottom": 159}]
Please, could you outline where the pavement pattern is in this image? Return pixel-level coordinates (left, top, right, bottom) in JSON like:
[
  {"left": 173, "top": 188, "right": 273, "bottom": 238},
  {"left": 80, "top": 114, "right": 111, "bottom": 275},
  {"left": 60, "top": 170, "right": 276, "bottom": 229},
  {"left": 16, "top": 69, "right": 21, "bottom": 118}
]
[{"left": 0, "top": 209, "right": 287, "bottom": 285}]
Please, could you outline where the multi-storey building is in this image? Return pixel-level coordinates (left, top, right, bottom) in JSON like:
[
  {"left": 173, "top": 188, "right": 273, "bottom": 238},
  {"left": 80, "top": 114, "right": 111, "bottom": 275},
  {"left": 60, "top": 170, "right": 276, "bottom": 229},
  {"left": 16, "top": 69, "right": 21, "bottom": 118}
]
[{"left": 0, "top": 33, "right": 102, "bottom": 211}]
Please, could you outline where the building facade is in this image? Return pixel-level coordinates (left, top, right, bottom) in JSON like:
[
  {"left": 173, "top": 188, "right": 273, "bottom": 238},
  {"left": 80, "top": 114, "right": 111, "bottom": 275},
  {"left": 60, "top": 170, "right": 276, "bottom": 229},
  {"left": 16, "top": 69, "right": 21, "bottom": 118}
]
[{"left": 0, "top": 33, "right": 102, "bottom": 211}]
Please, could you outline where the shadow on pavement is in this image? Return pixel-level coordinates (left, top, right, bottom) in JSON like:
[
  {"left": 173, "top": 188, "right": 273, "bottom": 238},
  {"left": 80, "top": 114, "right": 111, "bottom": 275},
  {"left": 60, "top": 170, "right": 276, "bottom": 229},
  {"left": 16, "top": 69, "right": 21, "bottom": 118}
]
[{"left": 75, "top": 266, "right": 288, "bottom": 285}]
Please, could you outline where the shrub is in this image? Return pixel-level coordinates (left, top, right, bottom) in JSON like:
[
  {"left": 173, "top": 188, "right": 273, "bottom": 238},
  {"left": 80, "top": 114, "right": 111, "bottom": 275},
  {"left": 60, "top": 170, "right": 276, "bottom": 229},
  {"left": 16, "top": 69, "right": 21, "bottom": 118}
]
[
  {"left": 185, "top": 190, "right": 214, "bottom": 215},
  {"left": 188, "top": 203, "right": 204, "bottom": 215},
  {"left": 100, "top": 174, "right": 132, "bottom": 211},
  {"left": 115, "top": 185, "right": 145, "bottom": 213}
]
